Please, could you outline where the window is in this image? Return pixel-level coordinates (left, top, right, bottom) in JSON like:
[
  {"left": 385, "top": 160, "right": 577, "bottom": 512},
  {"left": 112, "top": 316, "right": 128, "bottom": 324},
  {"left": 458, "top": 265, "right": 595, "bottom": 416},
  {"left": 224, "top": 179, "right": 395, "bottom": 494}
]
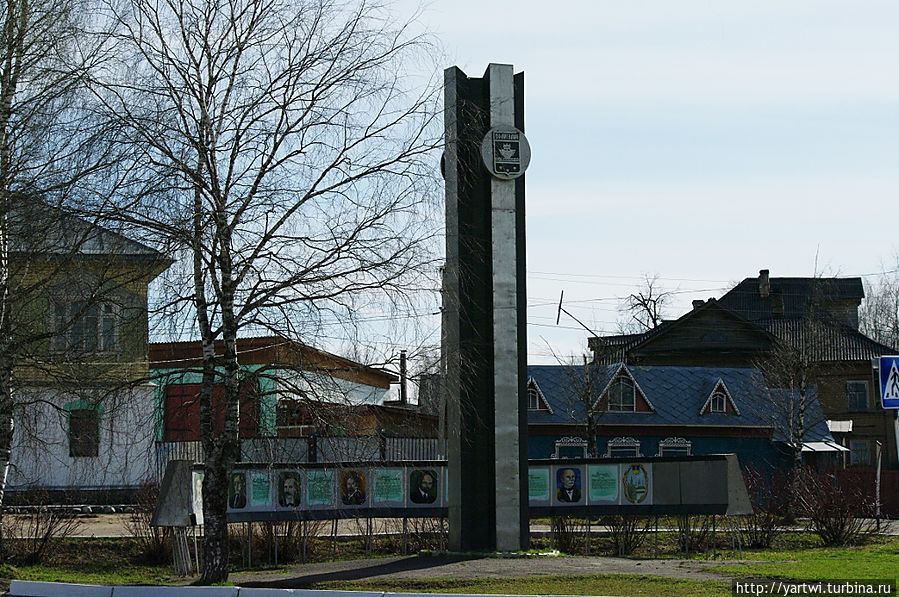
[
  {"left": 525, "top": 379, "right": 552, "bottom": 412},
  {"left": 606, "top": 436, "right": 641, "bottom": 457},
  {"left": 53, "top": 302, "right": 119, "bottom": 353},
  {"left": 528, "top": 386, "right": 541, "bottom": 410},
  {"left": 163, "top": 382, "right": 259, "bottom": 441},
  {"left": 849, "top": 439, "right": 871, "bottom": 466},
  {"left": 847, "top": 381, "right": 869, "bottom": 411},
  {"left": 608, "top": 377, "right": 635, "bottom": 412},
  {"left": 553, "top": 437, "right": 588, "bottom": 459},
  {"left": 658, "top": 437, "right": 692, "bottom": 457},
  {"left": 69, "top": 408, "right": 99, "bottom": 457},
  {"left": 710, "top": 391, "right": 727, "bottom": 413}
]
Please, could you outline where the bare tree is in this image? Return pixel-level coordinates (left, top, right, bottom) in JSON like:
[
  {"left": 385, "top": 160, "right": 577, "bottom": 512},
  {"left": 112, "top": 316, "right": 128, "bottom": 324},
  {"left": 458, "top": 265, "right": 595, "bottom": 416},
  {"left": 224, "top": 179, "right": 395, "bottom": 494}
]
[
  {"left": 619, "top": 273, "right": 674, "bottom": 333},
  {"left": 545, "top": 346, "right": 604, "bottom": 457},
  {"left": 0, "top": 0, "right": 139, "bottom": 544},
  {"left": 751, "top": 311, "right": 838, "bottom": 518},
  {"left": 91, "top": 0, "right": 440, "bottom": 581},
  {"left": 754, "top": 327, "right": 822, "bottom": 475},
  {"left": 860, "top": 268, "right": 899, "bottom": 350}
]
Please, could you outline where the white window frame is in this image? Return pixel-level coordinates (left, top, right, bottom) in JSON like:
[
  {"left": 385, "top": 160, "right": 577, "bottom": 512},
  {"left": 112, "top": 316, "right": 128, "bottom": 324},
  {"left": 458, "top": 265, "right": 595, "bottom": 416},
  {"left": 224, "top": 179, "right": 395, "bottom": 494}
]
[
  {"left": 553, "top": 436, "right": 588, "bottom": 459},
  {"left": 526, "top": 379, "right": 553, "bottom": 413},
  {"left": 605, "top": 436, "right": 641, "bottom": 458},
  {"left": 528, "top": 386, "right": 541, "bottom": 410},
  {"left": 710, "top": 391, "right": 727, "bottom": 413},
  {"left": 657, "top": 437, "right": 692, "bottom": 457},
  {"left": 608, "top": 377, "right": 636, "bottom": 412},
  {"left": 52, "top": 301, "right": 120, "bottom": 353}
]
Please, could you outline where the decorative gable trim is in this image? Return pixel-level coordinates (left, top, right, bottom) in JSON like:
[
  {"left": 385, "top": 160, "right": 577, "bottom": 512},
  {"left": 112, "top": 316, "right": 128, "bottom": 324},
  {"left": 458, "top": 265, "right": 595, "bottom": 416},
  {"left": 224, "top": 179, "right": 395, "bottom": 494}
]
[
  {"left": 699, "top": 378, "right": 741, "bottom": 415},
  {"left": 527, "top": 377, "right": 553, "bottom": 413},
  {"left": 593, "top": 364, "right": 656, "bottom": 412}
]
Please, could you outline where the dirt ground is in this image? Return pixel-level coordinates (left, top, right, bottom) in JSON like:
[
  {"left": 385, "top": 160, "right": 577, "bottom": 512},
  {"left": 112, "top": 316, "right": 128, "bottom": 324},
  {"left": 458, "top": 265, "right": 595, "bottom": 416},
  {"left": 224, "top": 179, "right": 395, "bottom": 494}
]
[{"left": 59, "top": 514, "right": 735, "bottom": 587}]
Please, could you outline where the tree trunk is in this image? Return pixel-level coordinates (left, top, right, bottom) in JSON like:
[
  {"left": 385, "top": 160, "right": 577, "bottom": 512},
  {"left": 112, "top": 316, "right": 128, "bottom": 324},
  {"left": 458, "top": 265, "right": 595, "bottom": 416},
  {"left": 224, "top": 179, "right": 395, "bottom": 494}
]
[
  {"left": 0, "top": 0, "right": 21, "bottom": 559},
  {"left": 193, "top": 182, "right": 233, "bottom": 583}
]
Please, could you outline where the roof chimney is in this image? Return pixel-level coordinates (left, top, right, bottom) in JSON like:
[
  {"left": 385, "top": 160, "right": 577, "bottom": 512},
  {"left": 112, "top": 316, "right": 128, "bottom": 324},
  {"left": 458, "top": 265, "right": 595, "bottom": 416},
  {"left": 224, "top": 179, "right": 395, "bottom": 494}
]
[
  {"left": 759, "top": 269, "right": 770, "bottom": 298},
  {"left": 772, "top": 290, "right": 784, "bottom": 318},
  {"left": 692, "top": 300, "right": 704, "bottom": 309}
]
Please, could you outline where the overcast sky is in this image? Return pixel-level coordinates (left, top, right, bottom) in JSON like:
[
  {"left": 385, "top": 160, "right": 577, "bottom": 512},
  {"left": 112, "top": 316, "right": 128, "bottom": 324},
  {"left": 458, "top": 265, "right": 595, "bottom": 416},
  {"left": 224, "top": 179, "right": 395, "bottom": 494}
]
[{"left": 397, "top": 0, "right": 899, "bottom": 364}]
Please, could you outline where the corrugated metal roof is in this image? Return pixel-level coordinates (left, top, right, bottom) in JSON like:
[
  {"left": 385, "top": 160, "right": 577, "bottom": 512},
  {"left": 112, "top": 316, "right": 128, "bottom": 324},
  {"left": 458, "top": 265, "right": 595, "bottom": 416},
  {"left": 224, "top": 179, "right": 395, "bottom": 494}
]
[{"left": 762, "top": 319, "right": 895, "bottom": 362}]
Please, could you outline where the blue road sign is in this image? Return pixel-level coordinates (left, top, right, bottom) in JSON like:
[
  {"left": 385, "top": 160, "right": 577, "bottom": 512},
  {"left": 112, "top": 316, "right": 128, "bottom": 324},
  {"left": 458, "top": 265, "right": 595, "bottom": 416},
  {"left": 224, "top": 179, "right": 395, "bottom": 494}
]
[{"left": 879, "top": 356, "right": 899, "bottom": 409}]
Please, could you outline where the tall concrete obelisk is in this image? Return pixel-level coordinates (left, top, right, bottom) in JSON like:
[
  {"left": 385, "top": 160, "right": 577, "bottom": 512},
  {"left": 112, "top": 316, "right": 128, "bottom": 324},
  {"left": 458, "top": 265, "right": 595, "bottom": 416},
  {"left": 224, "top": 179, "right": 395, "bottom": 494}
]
[{"left": 444, "top": 63, "right": 529, "bottom": 552}]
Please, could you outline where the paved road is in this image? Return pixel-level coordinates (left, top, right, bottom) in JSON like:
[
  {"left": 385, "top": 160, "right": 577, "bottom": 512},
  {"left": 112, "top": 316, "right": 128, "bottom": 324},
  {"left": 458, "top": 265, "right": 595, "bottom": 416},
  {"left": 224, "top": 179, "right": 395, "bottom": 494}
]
[{"left": 232, "top": 553, "right": 729, "bottom": 589}]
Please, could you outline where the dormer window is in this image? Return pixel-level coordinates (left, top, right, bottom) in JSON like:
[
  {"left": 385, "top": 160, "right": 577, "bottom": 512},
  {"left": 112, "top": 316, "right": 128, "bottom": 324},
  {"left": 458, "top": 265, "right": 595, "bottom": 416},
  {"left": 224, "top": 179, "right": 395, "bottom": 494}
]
[
  {"left": 528, "top": 386, "right": 540, "bottom": 410},
  {"left": 710, "top": 391, "right": 727, "bottom": 413},
  {"left": 700, "top": 379, "right": 740, "bottom": 416},
  {"left": 526, "top": 378, "right": 552, "bottom": 412},
  {"left": 608, "top": 377, "right": 635, "bottom": 412},
  {"left": 597, "top": 365, "right": 656, "bottom": 414}
]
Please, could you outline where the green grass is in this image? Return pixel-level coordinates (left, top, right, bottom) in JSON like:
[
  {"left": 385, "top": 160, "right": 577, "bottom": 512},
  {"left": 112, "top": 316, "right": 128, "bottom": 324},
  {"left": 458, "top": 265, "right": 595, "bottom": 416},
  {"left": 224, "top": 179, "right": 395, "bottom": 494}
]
[
  {"left": 714, "top": 538, "right": 899, "bottom": 581},
  {"left": 0, "top": 537, "right": 176, "bottom": 586},
  {"left": 312, "top": 573, "right": 731, "bottom": 597},
  {"left": 11, "top": 564, "right": 174, "bottom": 586}
]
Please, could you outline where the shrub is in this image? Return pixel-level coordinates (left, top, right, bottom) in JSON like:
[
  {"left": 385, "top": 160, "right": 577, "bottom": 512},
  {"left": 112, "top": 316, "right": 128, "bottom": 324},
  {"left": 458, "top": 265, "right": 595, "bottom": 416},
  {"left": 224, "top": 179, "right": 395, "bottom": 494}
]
[
  {"left": 1, "top": 491, "right": 83, "bottom": 565},
  {"left": 676, "top": 515, "right": 714, "bottom": 554},
  {"left": 257, "top": 519, "right": 325, "bottom": 564},
  {"left": 737, "top": 466, "right": 789, "bottom": 548},
  {"left": 123, "top": 481, "right": 171, "bottom": 564},
  {"left": 604, "top": 514, "right": 651, "bottom": 556},
  {"left": 803, "top": 471, "right": 876, "bottom": 547},
  {"left": 549, "top": 516, "right": 584, "bottom": 554}
]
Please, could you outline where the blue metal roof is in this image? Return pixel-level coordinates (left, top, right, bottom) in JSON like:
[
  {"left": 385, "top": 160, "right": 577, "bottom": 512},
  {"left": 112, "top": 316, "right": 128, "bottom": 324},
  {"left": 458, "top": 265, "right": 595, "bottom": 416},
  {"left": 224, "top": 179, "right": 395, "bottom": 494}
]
[{"left": 527, "top": 363, "right": 833, "bottom": 443}]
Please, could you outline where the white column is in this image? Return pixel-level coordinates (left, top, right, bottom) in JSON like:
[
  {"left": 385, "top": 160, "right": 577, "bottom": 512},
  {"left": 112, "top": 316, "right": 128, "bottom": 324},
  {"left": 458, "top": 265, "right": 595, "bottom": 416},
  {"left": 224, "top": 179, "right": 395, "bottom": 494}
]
[{"left": 488, "top": 63, "right": 521, "bottom": 552}]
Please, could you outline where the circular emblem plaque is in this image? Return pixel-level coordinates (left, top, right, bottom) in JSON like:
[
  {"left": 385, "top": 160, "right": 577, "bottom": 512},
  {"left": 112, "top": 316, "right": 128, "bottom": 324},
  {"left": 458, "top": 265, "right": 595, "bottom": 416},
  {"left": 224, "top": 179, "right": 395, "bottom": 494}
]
[{"left": 480, "top": 126, "right": 531, "bottom": 180}]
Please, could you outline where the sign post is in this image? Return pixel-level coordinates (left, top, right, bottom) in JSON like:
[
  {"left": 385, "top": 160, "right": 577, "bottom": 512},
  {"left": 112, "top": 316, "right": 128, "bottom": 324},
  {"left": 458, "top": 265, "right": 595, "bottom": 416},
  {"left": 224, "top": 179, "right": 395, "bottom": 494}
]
[{"left": 878, "top": 356, "right": 899, "bottom": 409}]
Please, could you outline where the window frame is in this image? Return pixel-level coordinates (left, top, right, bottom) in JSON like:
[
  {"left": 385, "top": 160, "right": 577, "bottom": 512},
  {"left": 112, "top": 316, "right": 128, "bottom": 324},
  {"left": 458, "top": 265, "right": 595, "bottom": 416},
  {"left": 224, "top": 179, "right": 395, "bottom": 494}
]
[
  {"left": 657, "top": 437, "right": 692, "bottom": 457},
  {"left": 846, "top": 381, "right": 869, "bottom": 412},
  {"left": 527, "top": 385, "right": 541, "bottom": 410},
  {"left": 849, "top": 439, "right": 871, "bottom": 467},
  {"left": 710, "top": 391, "right": 727, "bottom": 413},
  {"left": 69, "top": 408, "right": 100, "bottom": 458},
  {"left": 52, "top": 301, "right": 121, "bottom": 354},
  {"left": 607, "top": 377, "right": 636, "bottom": 412},
  {"left": 605, "top": 436, "right": 641, "bottom": 458}
]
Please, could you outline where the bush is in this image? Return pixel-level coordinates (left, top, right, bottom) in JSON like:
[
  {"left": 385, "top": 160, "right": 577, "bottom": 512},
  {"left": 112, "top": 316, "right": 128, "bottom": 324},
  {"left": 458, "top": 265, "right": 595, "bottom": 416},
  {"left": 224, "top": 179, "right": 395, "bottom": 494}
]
[
  {"left": 737, "top": 466, "right": 789, "bottom": 548},
  {"left": 550, "top": 516, "right": 584, "bottom": 554},
  {"left": 603, "top": 515, "right": 650, "bottom": 556},
  {"left": 123, "top": 481, "right": 171, "bottom": 564},
  {"left": 676, "top": 515, "right": 714, "bottom": 554},
  {"left": 258, "top": 519, "right": 326, "bottom": 564},
  {"left": 1, "top": 491, "right": 83, "bottom": 565},
  {"left": 803, "top": 472, "right": 876, "bottom": 547}
]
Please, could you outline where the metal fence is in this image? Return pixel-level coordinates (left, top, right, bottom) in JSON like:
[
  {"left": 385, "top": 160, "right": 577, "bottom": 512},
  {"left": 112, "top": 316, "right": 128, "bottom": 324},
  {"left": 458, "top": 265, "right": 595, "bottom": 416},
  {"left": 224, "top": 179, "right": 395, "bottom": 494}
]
[{"left": 155, "top": 436, "right": 445, "bottom": 480}]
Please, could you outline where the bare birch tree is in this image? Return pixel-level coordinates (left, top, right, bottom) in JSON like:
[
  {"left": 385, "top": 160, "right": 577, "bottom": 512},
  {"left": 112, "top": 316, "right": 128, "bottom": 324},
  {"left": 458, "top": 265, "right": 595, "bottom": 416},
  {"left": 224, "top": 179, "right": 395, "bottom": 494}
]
[
  {"left": 92, "top": 0, "right": 440, "bottom": 581},
  {"left": 0, "top": 0, "right": 131, "bottom": 545}
]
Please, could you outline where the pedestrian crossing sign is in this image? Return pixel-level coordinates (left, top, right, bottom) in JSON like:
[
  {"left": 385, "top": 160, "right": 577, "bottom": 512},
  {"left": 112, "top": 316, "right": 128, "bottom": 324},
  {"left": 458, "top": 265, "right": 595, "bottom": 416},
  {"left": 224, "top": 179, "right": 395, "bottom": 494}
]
[{"left": 879, "top": 356, "right": 899, "bottom": 409}]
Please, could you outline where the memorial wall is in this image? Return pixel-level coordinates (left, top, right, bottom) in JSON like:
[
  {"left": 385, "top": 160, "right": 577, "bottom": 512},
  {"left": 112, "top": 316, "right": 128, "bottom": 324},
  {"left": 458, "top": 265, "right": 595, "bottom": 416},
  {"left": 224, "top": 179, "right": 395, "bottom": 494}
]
[{"left": 181, "top": 454, "right": 750, "bottom": 524}]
